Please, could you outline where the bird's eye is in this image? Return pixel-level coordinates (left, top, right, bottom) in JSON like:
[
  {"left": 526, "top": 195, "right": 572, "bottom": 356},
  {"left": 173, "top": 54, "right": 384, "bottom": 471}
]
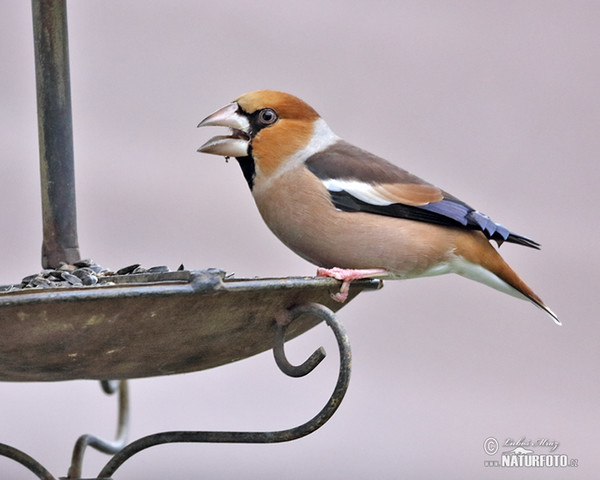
[{"left": 257, "top": 108, "right": 278, "bottom": 125}]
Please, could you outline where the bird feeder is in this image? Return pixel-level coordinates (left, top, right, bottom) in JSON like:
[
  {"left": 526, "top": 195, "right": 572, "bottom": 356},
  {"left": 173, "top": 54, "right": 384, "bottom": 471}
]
[{"left": 0, "top": 2, "right": 381, "bottom": 478}]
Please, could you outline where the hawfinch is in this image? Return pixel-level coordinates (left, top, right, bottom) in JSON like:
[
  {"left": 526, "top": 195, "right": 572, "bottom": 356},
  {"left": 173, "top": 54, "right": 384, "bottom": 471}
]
[{"left": 197, "top": 90, "right": 559, "bottom": 325}]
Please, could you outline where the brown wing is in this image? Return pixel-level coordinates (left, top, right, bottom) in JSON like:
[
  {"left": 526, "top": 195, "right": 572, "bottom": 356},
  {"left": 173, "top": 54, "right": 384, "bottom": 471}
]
[
  {"left": 305, "top": 140, "right": 540, "bottom": 249},
  {"left": 305, "top": 140, "right": 443, "bottom": 206}
]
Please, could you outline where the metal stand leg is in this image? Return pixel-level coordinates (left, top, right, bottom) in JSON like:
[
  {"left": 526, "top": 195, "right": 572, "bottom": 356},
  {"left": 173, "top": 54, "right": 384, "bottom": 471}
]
[
  {"left": 97, "top": 303, "right": 351, "bottom": 478},
  {"left": 0, "top": 443, "right": 56, "bottom": 480},
  {"left": 66, "top": 381, "right": 129, "bottom": 479},
  {"left": 0, "top": 303, "right": 351, "bottom": 479}
]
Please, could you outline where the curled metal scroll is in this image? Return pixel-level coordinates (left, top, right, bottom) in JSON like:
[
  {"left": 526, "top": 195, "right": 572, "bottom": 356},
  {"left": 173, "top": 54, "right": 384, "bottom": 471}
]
[
  {"left": 0, "top": 380, "right": 128, "bottom": 480},
  {"left": 0, "top": 443, "right": 56, "bottom": 480},
  {"left": 66, "top": 380, "right": 130, "bottom": 478},
  {"left": 97, "top": 303, "right": 351, "bottom": 478}
]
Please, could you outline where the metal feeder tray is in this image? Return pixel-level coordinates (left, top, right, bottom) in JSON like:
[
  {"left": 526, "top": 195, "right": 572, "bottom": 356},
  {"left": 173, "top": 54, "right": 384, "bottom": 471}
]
[{"left": 0, "top": 269, "right": 381, "bottom": 382}]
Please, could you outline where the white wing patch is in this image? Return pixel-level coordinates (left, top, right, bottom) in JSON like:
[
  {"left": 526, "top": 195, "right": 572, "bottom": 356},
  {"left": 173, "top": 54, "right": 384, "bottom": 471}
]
[{"left": 321, "top": 179, "right": 394, "bottom": 206}]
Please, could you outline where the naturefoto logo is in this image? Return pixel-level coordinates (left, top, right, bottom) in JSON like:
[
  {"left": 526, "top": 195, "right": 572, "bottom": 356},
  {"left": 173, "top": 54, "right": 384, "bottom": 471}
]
[{"left": 483, "top": 436, "right": 579, "bottom": 468}]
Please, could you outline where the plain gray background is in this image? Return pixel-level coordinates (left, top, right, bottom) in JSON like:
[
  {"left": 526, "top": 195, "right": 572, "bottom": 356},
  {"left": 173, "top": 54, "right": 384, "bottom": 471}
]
[{"left": 1, "top": 1, "right": 598, "bottom": 478}]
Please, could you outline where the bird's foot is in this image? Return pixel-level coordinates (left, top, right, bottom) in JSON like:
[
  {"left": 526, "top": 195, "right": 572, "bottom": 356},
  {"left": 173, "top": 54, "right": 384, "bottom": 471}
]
[{"left": 317, "top": 267, "right": 389, "bottom": 302}]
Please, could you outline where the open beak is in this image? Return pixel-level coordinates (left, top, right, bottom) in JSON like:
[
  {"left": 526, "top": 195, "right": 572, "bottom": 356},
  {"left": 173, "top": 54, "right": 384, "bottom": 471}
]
[{"left": 197, "top": 102, "right": 251, "bottom": 157}]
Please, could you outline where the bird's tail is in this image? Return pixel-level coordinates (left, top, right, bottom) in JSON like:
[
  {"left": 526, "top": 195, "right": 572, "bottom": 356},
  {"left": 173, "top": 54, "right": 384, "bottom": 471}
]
[
  {"left": 455, "top": 233, "right": 560, "bottom": 325},
  {"left": 500, "top": 272, "right": 560, "bottom": 325}
]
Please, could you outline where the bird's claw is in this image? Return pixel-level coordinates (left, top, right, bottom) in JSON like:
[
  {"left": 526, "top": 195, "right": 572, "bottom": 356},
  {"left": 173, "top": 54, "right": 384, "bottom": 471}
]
[{"left": 317, "top": 267, "right": 388, "bottom": 302}]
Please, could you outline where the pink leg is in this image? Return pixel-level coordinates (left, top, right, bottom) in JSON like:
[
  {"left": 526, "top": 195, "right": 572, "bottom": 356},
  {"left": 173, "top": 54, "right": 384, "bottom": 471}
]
[{"left": 317, "top": 267, "right": 389, "bottom": 302}]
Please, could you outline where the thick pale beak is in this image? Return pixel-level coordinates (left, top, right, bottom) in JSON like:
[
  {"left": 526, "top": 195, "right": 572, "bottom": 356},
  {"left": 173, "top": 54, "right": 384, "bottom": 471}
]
[{"left": 197, "top": 102, "right": 251, "bottom": 157}]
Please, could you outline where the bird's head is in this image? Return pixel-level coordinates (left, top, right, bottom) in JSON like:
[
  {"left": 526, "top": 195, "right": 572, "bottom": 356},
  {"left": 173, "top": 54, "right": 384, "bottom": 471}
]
[{"left": 198, "top": 90, "right": 338, "bottom": 188}]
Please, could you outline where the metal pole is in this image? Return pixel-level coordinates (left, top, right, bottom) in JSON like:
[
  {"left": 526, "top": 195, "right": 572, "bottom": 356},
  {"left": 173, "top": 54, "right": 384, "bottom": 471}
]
[{"left": 32, "top": 0, "right": 80, "bottom": 268}]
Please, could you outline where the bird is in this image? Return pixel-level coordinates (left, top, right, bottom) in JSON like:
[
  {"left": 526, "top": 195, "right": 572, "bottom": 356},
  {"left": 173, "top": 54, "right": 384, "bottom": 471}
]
[{"left": 197, "top": 89, "right": 559, "bottom": 325}]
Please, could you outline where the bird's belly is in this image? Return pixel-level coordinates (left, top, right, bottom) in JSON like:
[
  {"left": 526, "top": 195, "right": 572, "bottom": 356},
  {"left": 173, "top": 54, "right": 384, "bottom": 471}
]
[{"left": 255, "top": 188, "right": 457, "bottom": 278}]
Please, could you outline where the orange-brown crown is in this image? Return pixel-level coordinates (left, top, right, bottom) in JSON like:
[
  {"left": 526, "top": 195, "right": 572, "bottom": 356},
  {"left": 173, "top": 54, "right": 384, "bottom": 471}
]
[{"left": 235, "top": 90, "right": 320, "bottom": 120}]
